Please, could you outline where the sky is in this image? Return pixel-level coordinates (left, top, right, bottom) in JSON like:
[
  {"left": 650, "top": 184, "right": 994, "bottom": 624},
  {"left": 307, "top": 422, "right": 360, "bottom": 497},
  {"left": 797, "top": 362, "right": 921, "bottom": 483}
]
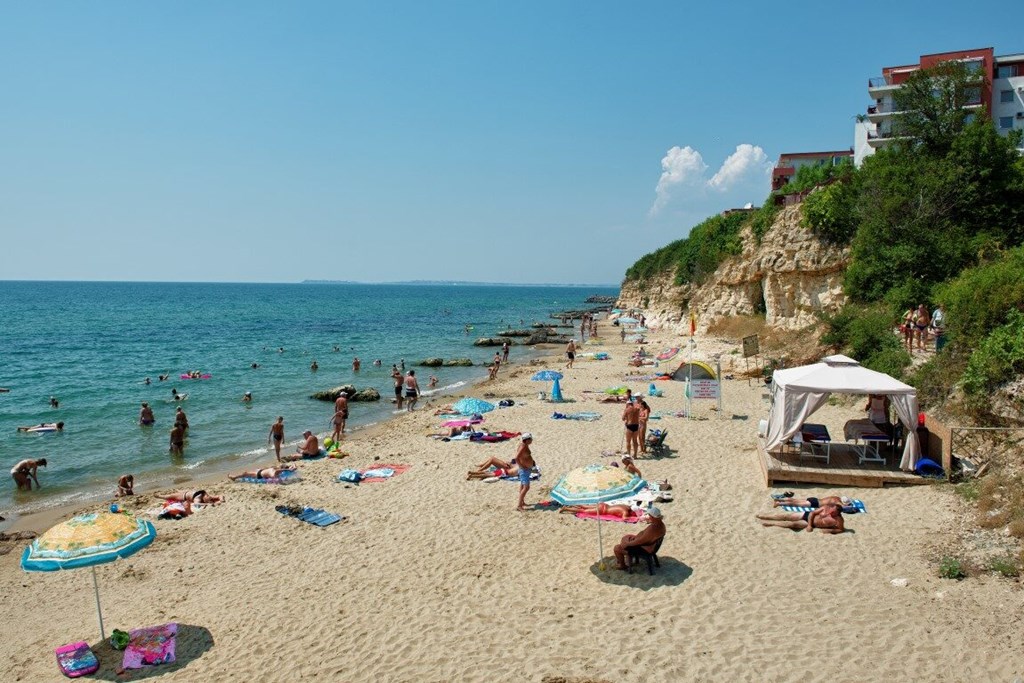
[{"left": 1, "top": 2, "right": 1019, "bottom": 285}]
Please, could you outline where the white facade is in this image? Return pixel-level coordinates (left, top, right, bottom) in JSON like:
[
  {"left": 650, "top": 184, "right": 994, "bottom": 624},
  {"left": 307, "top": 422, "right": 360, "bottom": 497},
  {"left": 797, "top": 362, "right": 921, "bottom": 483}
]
[{"left": 992, "top": 57, "right": 1024, "bottom": 149}]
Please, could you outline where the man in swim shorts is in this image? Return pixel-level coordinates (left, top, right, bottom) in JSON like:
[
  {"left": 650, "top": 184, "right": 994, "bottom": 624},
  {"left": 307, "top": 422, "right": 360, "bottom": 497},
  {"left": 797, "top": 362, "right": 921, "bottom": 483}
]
[
  {"left": 622, "top": 400, "right": 640, "bottom": 457},
  {"left": 392, "top": 367, "right": 404, "bottom": 410},
  {"left": 229, "top": 465, "right": 295, "bottom": 481},
  {"left": 333, "top": 393, "right": 349, "bottom": 441},
  {"left": 757, "top": 504, "right": 846, "bottom": 534},
  {"left": 286, "top": 430, "right": 319, "bottom": 459},
  {"left": 565, "top": 339, "right": 576, "bottom": 369},
  {"left": 11, "top": 458, "right": 46, "bottom": 491},
  {"left": 404, "top": 370, "right": 420, "bottom": 412},
  {"left": 515, "top": 433, "right": 535, "bottom": 511},
  {"left": 267, "top": 416, "right": 285, "bottom": 461}
]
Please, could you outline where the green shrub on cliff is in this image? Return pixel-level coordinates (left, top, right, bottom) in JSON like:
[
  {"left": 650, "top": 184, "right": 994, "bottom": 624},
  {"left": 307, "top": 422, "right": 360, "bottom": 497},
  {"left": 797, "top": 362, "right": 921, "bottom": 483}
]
[
  {"left": 801, "top": 179, "right": 856, "bottom": 245},
  {"left": 819, "top": 304, "right": 910, "bottom": 377},
  {"left": 624, "top": 211, "right": 748, "bottom": 286},
  {"left": 936, "top": 246, "right": 1024, "bottom": 351},
  {"left": 961, "top": 311, "right": 1024, "bottom": 399}
]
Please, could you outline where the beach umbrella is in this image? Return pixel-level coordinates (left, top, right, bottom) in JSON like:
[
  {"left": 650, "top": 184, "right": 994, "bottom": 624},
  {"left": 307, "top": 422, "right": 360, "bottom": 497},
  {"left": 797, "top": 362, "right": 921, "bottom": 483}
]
[
  {"left": 550, "top": 464, "right": 648, "bottom": 570},
  {"left": 451, "top": 397, "right": 495, "bottom": 415},
  {"left": 617, "top": 316, "right": 639, "bottom": 325},
  {"left": 531, "top": 370, "right": 564, "bottom": 402},
  {"left": 21, "top": 511, "right": 157, "bottom": 640}
]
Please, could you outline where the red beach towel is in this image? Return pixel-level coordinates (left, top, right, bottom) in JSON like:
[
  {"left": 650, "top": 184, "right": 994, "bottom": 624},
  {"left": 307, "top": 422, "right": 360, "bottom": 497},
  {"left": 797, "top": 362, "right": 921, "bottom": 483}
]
[
  {"left": 359, "top": 463, "right": 411, "bottom": 483},
  {"left": 575, "top": 510, "right": 642, "bottom": 523}
]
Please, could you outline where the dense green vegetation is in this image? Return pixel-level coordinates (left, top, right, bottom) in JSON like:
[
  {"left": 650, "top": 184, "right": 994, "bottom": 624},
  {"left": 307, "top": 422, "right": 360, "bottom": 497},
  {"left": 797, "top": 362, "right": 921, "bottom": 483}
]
[
  {"left": 625, "top": 62, "right": 1024, "bottom": 418},
  {"left": 623, "top": 211, "right": 748, "bottom": 286}
]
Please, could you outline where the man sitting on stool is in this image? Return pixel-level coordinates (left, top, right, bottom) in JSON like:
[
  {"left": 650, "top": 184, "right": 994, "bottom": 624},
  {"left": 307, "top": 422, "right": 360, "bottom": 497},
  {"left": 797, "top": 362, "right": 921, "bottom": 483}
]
[{"left": 613, "top": 506, "right": 666, "bottom": 570}]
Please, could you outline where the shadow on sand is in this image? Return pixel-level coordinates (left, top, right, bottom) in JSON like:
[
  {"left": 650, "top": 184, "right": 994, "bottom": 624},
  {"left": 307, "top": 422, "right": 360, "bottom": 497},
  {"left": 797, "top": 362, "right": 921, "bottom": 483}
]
[
  {"left": 87, "top": 623, "right": 213, "bottom": 681},
  {"left": 588, "top": 556, "right": 692, "bottom": 589}
]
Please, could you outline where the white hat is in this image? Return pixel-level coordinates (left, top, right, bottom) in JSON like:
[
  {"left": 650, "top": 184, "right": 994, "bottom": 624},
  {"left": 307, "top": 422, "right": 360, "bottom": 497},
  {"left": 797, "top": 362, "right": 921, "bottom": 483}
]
[
  {"left": 646, "top": 506, "right": 663, "bottom": 518},
  {"left": 840, "top": 496, "right": 852, "bottom": 505},
  {"left": 521, "top": 433, "right": 533, "bottom": 440}
]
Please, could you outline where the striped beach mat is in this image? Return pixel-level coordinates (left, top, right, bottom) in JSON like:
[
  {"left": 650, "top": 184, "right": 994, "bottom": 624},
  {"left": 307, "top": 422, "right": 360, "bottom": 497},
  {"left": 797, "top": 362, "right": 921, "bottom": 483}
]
[{"left": 780, "top": 499, "right": 866, "bottom": 514}]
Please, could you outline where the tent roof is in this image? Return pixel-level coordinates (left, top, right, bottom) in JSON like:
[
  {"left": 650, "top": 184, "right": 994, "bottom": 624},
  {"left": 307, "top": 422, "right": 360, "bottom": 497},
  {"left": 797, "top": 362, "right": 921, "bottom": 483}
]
[
  {"left": 671, "top": 360, "right": 717, "bottom": 380},
  {"left": 771, "top": 355, "right": 915, "bottom": 395}
]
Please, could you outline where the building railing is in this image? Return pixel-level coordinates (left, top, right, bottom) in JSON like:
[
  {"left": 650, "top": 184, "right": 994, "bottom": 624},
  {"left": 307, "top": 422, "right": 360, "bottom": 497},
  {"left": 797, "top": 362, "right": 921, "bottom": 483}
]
[{"left": 868, "top": 76, "right": 893, "bottom": 88}]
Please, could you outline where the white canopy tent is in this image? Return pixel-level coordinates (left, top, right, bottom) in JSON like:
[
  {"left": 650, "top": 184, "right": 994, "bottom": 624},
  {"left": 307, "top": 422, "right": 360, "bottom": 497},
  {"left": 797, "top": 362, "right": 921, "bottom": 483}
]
[{"left": 764, "top": 354, "right": 921, "bottom": 472}]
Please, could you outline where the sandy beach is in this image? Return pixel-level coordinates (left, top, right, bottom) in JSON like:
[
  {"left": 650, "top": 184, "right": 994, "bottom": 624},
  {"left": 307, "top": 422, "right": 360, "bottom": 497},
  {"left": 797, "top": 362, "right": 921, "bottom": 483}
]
[{"left": 1, "top": 331, "right": 1021, "bottom": 682}]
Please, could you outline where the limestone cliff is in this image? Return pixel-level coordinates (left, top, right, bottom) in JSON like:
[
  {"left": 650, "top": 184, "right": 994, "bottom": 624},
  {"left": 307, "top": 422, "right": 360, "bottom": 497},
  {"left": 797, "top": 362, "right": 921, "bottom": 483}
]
[{"left": 618, "top": 204, "right": 850, "bottom": 333}]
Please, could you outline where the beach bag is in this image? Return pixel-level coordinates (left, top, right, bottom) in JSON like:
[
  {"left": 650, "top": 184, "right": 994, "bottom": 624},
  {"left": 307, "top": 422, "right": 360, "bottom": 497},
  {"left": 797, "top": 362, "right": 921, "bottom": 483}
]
[
  {"left": 337, "top": 469, "right": 363, "bottom": 483},
  {"left": 56, "top": 642, "right": 99, "bottom": 678},
  {"left": 498, "top": 399, "right": 514, "bottom": 407}
]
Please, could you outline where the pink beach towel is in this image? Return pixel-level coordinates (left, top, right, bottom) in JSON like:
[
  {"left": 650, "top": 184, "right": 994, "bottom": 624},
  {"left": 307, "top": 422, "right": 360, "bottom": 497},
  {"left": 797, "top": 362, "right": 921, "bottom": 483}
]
[
  {"left": 122, "top": 622, "right": 177, "bottom": 670},
  {"left": 575, "top": 511, "right": 643, "bottom": 524},
  {"left": 359, "top": 463, "right": 411, "bottom": 483}
]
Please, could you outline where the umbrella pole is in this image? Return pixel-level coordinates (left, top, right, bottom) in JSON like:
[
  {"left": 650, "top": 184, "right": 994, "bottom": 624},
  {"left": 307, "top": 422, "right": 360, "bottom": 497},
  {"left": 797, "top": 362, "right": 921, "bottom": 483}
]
[
  {"left": 597, "top": 514, "right": 605, "bottom": 571},
  {"left": 92, "top": 566, "right": 106, "bottom": 641}
]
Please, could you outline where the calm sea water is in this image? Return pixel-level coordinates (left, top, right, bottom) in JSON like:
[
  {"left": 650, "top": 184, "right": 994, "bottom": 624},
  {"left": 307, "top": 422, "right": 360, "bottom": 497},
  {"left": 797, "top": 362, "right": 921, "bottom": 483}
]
[{"left": 0, "top": 281, "right": 617, "bottom": 517}]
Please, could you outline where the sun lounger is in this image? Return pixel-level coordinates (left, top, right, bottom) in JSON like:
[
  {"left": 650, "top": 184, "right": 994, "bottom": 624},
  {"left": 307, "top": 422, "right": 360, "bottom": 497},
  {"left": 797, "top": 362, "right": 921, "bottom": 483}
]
[{"left": 794, "top": 423, "right": 831, "bottom": 463}]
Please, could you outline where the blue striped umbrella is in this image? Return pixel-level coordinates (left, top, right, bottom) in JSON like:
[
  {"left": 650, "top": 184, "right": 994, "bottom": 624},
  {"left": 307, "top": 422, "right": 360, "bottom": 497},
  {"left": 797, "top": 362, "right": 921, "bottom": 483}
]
[
  {"left": 531, "top": 370, "right": 564, "bottom": 402},
  {"left": 22, "top": 511, "right": 156, "bottom": 639}
]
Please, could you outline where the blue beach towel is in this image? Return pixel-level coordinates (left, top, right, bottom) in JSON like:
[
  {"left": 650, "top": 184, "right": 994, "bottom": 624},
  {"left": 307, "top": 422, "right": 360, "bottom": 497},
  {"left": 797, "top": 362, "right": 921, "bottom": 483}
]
[
  {"left": 276, "top": 505, "right": 344, "bottom": 526},
  {"left": 360, "top": 467, "right": 395, "bottom": 479},
  {"left": 779, "top": 499, "right": 866, "bottom": 514},
  {"left": 551, "top": 412, "right": 602, "bottom": 421},
  {"left": 236, "top": 470, "right": 299, "bottom": 485}
]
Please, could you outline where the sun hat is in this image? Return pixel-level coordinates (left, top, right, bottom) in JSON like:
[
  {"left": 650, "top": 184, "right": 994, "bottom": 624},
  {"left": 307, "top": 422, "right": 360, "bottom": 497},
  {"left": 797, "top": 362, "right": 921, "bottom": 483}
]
[
  {"left": 646, "top": 506, "right": 662, "bottom": 518},
  {"left": 521, "top": 432, "right": 533, "bottom": 440},
  {"left": 840, "top": 496, "right": 852, "bottom": 505}
]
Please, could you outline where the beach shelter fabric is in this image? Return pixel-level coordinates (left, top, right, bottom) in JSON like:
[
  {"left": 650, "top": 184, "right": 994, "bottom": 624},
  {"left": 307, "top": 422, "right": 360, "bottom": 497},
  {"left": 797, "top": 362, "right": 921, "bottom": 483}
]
[
  {"left": 531, "top": 370, "right": 564, "bottom": 401},
  {"left": 22, "top": 511, "right": 157, "bottom": 639},
  {"left": 764, "top": 354, "right": 921, "bottom": 471},
  {"left": 671, "top": 360, "right": 716, "bottom": 381}
]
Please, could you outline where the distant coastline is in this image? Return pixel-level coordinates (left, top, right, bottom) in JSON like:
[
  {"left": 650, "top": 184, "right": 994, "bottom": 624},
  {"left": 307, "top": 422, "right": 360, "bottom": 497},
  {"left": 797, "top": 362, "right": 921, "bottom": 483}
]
[{"left": 301, "top": 280, "right": 620, "bottom": 288}]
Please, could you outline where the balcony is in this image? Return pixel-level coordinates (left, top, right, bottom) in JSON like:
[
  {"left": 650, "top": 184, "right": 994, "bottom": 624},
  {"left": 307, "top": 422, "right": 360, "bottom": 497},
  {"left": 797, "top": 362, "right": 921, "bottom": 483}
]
[
  {"left": 868, "top": 76, "right": 901, "bottom": 97},
  {"left": 866, "top": 128, "right": 909, "bottom": 148},
  {"left": 867, "top": 101, "right": 906, "bottom": 123}
]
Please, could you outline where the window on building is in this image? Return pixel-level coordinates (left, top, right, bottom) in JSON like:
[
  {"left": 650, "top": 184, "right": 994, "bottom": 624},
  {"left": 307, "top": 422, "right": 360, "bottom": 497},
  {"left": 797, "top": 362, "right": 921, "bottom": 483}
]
[
  {"left": 964, "top": 59, "right": 984, "bottom": 75},
  {"left": 999, "top": 116, "right": 1014, "bottom": 130},
  {"left": 997, "top": 64, "right": 1019, "bottom": 78},
  {"left": 1001, "top": 89, "right": 1015, "bottom": 103},
  {"left": 964, "top": 87, "right": 982, "bottom": 105}
]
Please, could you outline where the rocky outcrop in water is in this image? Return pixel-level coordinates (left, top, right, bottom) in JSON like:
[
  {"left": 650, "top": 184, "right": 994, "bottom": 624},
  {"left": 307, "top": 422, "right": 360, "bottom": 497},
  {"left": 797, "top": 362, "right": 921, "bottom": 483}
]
[
  {"left": 443, "top": 358, "right": 474, "bottom": 366},
  {"left": 418, "top": 358, "right": 443, "bottom": 367},
  {"left": 311, "top": 385, "right": 380, "bottom": 402}
]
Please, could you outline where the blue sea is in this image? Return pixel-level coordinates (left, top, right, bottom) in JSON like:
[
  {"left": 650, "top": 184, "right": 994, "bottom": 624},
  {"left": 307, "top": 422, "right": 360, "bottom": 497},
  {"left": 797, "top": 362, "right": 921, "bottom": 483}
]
[{"left": 0, "top": 281, "right": 617, "bottom": 519}]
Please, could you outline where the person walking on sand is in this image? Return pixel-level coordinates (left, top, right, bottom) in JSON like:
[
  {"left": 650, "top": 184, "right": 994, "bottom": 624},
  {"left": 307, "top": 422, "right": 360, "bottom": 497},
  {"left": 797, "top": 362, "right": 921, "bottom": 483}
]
[
  {"left": 515, "top": 433, "right": 535, "bottom": 511},
  {"left": 267, "top": 416, "right": 285, "bottom": 461},
  {"left": 392, "top": 366, "right": 404, "bottom": 410},
  {"left": 11, "top": 458, "right": 47, "bottom": 491},
  {"left": 333, "top": 393, "right": 349, "bottom": 440},
  {"left": 622, "top": 399, "right": 640, "bottom": 457},
  {"left": 565, "top": 339, "right": 576, "bottom": 369},
  {"left": 404, "top": 370, "right": 420, "bottom": 411},
  {"left": 502, "top": 341, "right": 509, "bottom": 364}
]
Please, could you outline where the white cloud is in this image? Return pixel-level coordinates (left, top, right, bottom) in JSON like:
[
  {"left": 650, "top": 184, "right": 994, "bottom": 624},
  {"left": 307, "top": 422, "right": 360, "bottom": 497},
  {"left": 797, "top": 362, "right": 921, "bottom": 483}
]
[
  {"left": 649, "top": 143, "right": 771, "bottom": 215},
  {"left": 649, "top": 146, "right": 707, "bottom": 216},
  {"left": 707, "top": 144, "right": 771, "bottom": 192}
]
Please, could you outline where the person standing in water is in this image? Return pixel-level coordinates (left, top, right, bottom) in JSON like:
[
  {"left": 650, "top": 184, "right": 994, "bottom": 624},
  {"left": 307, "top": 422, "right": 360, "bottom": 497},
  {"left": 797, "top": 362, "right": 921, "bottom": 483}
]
[
  {"left": 332, "top": 392, "right": 348, "bottom": 442},
  {"left": 392, "top": 366, "right": 404, "bottom": 410},
  {"left": 404, "top": 370, "right": 420, "bottom": 411},
  {"left": 267, "top": 416, "right": 285, "bottom": 462},
  {"left": 139, "top": 402, "right": 155, "bottom": 426}
]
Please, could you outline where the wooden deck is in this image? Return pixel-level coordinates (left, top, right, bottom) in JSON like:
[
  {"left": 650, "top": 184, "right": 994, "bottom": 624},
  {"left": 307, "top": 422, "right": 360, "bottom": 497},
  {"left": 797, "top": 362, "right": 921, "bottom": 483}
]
[{"left": 757, "top": 441, "right": 929, "bottom": 488}]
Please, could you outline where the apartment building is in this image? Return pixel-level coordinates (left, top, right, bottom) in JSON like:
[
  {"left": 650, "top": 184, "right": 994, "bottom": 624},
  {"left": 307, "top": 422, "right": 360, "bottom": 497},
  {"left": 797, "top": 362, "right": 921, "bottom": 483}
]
[{"left": 854, "top": 47, "right": 1024, "bottom": 166}]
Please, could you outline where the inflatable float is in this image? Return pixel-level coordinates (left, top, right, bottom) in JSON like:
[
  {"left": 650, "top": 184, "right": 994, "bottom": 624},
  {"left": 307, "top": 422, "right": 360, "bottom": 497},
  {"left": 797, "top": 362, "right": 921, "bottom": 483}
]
[{"left": 180, "top": 374, "right": 212, "bottom": 380}]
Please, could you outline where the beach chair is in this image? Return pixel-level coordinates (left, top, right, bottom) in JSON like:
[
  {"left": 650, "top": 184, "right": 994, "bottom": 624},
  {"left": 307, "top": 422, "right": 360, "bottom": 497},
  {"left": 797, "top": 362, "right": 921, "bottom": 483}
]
[
  {"left": 645, "top": 429, "right": 669, "bottom": 456},
  {"left": 627, "top": 537, "right": 664, "bottom": 575}
]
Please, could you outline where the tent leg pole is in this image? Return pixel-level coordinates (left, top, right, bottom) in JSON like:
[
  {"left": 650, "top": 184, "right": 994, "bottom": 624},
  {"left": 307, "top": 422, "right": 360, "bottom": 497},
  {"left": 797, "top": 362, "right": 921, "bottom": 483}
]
[{"left": 92, "top": 566, "right": 105, "bottom": 641}]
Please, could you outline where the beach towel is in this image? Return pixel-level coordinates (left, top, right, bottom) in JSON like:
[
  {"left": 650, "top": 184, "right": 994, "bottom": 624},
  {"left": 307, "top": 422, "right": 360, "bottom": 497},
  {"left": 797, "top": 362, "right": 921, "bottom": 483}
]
[
  {"left": 575, "top": 510, "right": 643, "bottom": 524},
  {"left": 276, "top": 505, "right": 344, "bottom": 526},
  {"left": 551, "top": 411, "right": 602, "bottom": 421},
  {"left": 55, "top": 642, "right": 99, "bottom": 678},
  {"left": 442, "top": 418, "right": 483, "bottom": 427},
  {"left": 235, "top": 469, "right": 300, "bottom": 485},
  {"left": 779, "top": 499, "right": 866, "bottom": 514},
  {"left": 360, "top": 463, "right": 410, "bottom": 482},
  {"left": 122, "top": 622, "right": 177, "bottom": 670},
  {"left": 470, "top": 431, "right": 520, "bottom": 442}
]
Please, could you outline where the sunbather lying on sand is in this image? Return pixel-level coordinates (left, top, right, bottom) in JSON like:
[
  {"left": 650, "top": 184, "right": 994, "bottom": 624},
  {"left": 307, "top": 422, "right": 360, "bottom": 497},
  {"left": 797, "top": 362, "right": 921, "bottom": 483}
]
[
  {"left": 428, "top": 425, "right": 474, "bottom": 438},
  {"left": 466, "top": 456, "right": 519, "bottom": 480},
  {"left": 229, "top": 465, "right": 297, "bottom": 481},
  {"left": 772, "top": 494, "right": 851, "bottom": 508},
  {"left": 558, "top": 502, "right": 642, "bottom": 519},
  {"left": 159, "top": 489, "right": 224, "bottom": 505},
  {"left": 756, "top": 504, "right": 845, "bottom": 534}
]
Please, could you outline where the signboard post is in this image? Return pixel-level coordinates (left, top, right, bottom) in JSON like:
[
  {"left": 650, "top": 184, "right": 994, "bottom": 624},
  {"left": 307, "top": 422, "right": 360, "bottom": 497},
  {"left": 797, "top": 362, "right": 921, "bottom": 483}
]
[{"left": 742, "top": 334, "right": 762, "bottom": 384}]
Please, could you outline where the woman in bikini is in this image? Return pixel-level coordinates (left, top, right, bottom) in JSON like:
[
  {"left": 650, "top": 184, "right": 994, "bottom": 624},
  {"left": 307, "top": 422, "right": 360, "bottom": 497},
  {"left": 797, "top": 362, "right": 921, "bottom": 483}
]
[
  {"left": 557, "top": 502, "right": 642, "bottom": 520},
  {"left": 159, "top": 489, "right": 224, "bottom": 505}
]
